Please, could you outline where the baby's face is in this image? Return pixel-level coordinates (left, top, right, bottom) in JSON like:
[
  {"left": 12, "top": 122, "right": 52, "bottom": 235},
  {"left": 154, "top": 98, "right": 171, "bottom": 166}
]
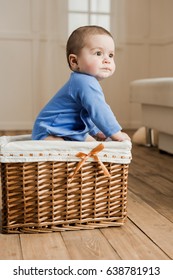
[{"left": 76, "top": 34, "right": 116, "bottom": 80}]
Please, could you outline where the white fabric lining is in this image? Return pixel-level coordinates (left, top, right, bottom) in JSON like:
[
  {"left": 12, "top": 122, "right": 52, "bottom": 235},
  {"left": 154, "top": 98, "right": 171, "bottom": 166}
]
[{"left": 0, "top": 135, "right": 132, "bottom": 164}]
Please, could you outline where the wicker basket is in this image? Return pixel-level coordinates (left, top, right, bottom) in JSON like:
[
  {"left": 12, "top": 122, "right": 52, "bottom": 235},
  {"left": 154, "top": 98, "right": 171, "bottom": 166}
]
[{"left": 0, "top": 135, "right": 132, "bottom": 233}]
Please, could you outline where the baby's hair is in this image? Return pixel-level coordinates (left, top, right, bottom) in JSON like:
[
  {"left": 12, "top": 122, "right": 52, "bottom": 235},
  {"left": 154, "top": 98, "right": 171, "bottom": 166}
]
[{"left": 66, "top": 25, "right": 113, "bottom": 69}]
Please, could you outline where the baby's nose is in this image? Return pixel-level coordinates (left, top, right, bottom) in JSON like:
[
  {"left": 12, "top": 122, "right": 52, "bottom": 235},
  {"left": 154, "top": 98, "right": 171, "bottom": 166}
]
[{"left": 103, "top": 55, "right": 111, "bottom": 63}]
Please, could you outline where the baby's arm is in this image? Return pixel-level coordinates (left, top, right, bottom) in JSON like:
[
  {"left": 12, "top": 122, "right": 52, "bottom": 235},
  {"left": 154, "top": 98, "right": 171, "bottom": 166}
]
[{"left": 110, "top": 131, "right": 131, "bottom": 141}]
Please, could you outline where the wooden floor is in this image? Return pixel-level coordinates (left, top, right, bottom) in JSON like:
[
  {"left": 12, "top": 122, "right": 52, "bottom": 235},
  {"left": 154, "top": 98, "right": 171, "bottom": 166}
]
[{"left": 0, "top": 130, "right": 173, "bottom": 260}]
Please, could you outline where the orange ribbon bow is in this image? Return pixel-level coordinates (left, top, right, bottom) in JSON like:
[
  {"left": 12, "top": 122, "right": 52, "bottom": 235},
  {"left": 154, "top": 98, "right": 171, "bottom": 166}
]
[{"left": 69, "top": 143, "right": 111, "bottom": 182}]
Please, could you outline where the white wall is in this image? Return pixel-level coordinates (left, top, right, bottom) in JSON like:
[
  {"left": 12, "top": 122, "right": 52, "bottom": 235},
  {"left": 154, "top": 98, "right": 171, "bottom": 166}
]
[
  {"left": 0, "top": 0, "right": 173, "bottom": 130},
  {"left": 112, "top": 0, "right": 173, "bottom": 128},
  {"left": 0, "top": 0, "right": 69, "bottom": 130}
]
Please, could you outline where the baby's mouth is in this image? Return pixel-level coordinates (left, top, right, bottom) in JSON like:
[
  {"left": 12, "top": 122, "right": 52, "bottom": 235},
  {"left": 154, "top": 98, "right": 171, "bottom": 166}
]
[{"left": 102, "top": 68, "right": 111, "bottom": 72}]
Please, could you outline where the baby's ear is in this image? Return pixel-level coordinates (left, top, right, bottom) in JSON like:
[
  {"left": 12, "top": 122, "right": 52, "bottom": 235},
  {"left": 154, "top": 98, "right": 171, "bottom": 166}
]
[{"left": 69, "top": 54, "right": 78, "bottom": 71}]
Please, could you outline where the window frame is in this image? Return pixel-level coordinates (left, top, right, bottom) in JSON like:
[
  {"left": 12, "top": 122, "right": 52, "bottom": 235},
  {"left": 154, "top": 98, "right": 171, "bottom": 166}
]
[{"left": 67, "top": 0, "right": 112, "bottom": 36}]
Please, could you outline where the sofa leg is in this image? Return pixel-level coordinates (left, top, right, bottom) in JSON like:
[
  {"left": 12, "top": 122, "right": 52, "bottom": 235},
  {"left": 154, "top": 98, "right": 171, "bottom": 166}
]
[{"left": 145, "top": 127, "right": 152, "bottom": 147}]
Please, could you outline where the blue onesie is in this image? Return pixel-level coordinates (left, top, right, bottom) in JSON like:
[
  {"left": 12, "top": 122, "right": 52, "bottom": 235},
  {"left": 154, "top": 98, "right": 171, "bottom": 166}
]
[{"left": 32, "top": 72, "right": 122, "bottom": 141}]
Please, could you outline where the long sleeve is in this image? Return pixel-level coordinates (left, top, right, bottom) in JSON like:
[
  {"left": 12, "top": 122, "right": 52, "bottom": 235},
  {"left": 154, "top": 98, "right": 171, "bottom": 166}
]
[{"left": 71, "top": 74, "right": 122, "bottom": 138}]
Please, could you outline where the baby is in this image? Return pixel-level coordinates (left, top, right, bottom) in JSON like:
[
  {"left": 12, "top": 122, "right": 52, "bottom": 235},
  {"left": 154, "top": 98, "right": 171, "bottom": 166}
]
[{"left": 32, "top": 25, "right": 130, "bottom": 142}]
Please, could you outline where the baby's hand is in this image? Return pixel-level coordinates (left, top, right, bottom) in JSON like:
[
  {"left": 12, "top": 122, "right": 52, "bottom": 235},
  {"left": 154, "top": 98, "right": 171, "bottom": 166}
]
[
  {"left": 94, "top": 132, "right": 107, "bottom": 141},
  {"left": 111, "top": 131, "right": 131, "bottom": 142},
  {"left": 120, "top": 132, "right": 131, "bottom": 141}
]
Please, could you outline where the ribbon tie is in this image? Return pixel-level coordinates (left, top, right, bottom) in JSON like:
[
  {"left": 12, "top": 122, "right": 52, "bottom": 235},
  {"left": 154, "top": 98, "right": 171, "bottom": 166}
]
[{"left": 69, "top": 143, "right": 111, "bottom": 182}]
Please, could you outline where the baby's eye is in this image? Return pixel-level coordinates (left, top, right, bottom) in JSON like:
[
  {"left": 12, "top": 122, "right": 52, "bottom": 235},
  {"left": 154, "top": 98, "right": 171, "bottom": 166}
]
[
  {"left": 96, "top": 51, "right": 102, "bottom": 56},
  {"left": 109, "top": 53, "right": 114, "bottom": 58}
]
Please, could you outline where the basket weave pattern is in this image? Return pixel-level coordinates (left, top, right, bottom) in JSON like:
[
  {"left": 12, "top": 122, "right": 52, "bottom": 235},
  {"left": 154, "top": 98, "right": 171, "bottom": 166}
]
[{"left": 1, "top": 160, "right": 129, "bottom": 233}]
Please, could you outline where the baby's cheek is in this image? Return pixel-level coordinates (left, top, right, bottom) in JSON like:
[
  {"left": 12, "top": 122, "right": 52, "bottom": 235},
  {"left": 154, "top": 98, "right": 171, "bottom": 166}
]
[{"left": 88, "top": 63, "right": 99, "bottom": 73}]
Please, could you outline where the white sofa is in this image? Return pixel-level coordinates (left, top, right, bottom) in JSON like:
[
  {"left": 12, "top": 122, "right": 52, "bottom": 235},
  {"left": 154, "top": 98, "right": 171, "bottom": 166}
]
[{"left": 130, "top": 77, "right": 173, "bottom": 154}]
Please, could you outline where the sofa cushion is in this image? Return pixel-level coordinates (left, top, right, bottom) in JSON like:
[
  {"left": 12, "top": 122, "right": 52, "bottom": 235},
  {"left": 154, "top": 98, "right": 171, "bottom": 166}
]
[{"left": 130, "top": 77, "right": 173, "bottom": 107}]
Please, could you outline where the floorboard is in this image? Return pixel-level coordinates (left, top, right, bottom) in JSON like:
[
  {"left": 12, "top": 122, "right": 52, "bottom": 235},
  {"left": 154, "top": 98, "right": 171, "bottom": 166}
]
[
  {"left": 61, "top": 229, "right": 120, "bottom": 260},
  {"left": 129, "top": 175, "right": 173, "bottom": 222},
  {"left": 101, "top": 219, "right": 169, "bottom": 260},
  {"left": 0, "top": 235, "right": 22, "bottom": 260},
  {"left": 20, "top": 233, "right": 70, "bottom": 260},
  {"left": 128, "top": 191, "right": 173, "bottom": 259}
]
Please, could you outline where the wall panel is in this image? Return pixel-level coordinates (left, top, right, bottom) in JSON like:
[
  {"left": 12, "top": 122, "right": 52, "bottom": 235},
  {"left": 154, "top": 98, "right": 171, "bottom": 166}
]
[
  {"left": 114, "top": 0, "right": 173, "bottom": 128},
  {"left": 0, "top": 0, "right": 67, "bottom": 130},
  {"left": 0, "top": 0, "right": 31, "bottom": 33},
  {"left": 0, "top": 41, "right": 32, "bottom": 128},
  {"left": 0, "top": 0, "right": 173, "bottom": 130}
]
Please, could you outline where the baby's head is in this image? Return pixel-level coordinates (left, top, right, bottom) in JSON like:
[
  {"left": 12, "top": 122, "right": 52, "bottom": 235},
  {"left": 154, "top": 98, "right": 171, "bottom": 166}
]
[{"left": 66, "top": 25, "right": 115, "bottom": 80}]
